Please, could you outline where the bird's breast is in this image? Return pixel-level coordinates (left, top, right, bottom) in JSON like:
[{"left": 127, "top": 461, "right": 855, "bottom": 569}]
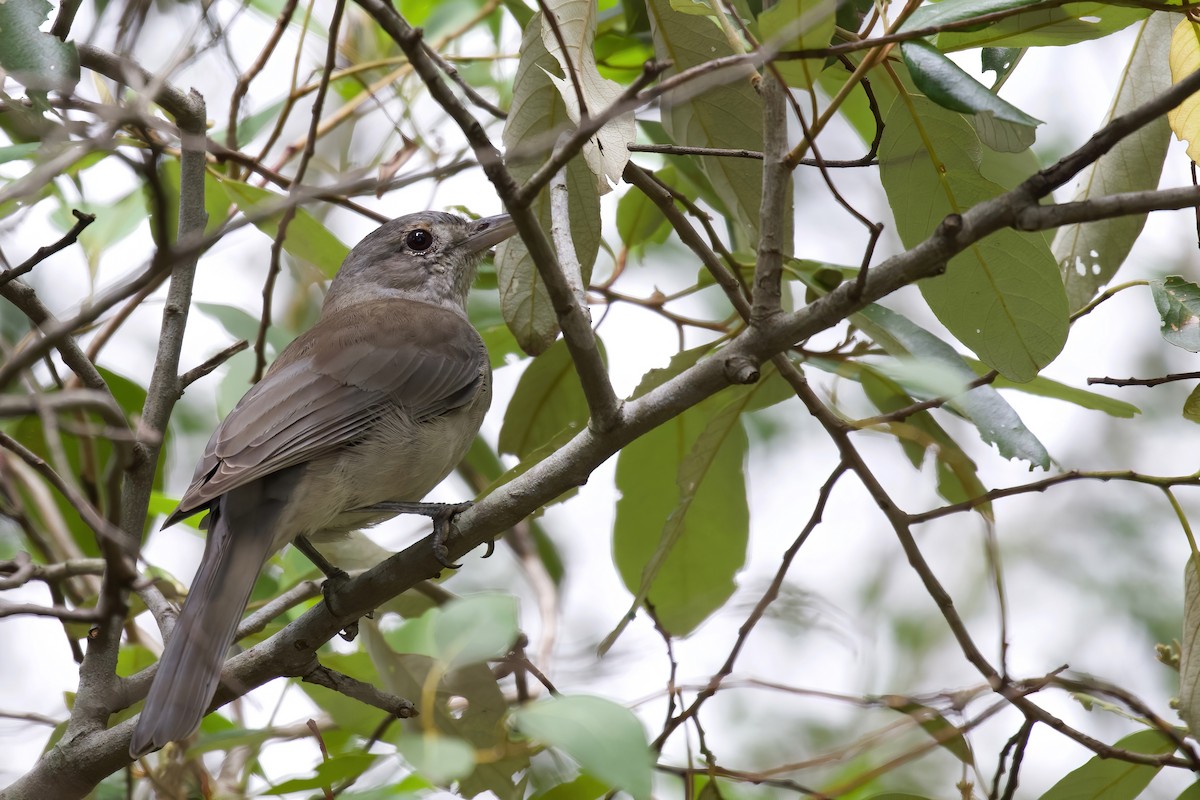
[{"left": 278, "top": 376, "right": 490, "bottom": 542}]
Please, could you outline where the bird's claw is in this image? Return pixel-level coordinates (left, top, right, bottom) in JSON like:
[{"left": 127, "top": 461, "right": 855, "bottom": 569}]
[
  {"left": 432, "top": 502, "right": 472, "bottom": 569},
  {"left": 318, "top": 568, "right": 359, "bottom": 639}
]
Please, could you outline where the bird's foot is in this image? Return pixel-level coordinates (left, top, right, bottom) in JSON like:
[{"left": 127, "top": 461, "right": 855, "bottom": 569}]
[
  {"left": 360, "top": 500, "right": 474, "bottom": 570},
  {"left": 294, "top": 535, "right": 359, "bottom": 640}
]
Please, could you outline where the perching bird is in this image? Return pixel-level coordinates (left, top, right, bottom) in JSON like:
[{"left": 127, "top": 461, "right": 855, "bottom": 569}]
[{"left": 129, "top": 211, "right": 516, "bottom": 757}]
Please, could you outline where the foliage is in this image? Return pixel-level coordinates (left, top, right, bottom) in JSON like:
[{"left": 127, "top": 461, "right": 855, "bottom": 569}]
[{"left": 2, "top": 0, "right": 1200, "bottom": 798}]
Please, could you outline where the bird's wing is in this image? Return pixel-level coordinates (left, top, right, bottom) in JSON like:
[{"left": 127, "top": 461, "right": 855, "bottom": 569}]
[{"left": 166, "top": 299, "right": 486, "bottom": 525}]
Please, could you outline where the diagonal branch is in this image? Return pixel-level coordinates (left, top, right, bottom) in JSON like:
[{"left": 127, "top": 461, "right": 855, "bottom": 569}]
[{"left": 14, "top": 30, "right": 1200, "bottom": 800}]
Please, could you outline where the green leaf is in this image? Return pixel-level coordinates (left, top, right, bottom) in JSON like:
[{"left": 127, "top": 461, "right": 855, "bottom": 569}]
[
  {"left": 759, "top": 0, "right": 836, "bottom": 89},
  {"left": 885, "top": 699, "right": 974, "bottom": 764},
  {"left": 903, "top": 0, "right": 1147, "bottom": 49},
  {"left": 901, "top": 39, "right": 1040, "bottom": 153},
  {"left": 212, "top": 175, "right": 351, "bottom": 278},
  {"left": 616, "top": 171, "right": 672, "bottom": 248},
  {"left": 809, "top": 357, "right": 990, "bottom": 513},
  {"left": 532, "top": 773, "right": 609, "bottom": 800},
  {"left": 878, "top": 94, "right": 1068, "bottom": 382},
  {"left": 613, "top": 352, "right": 789, "bottom": 636},
  {"left": 512, "top": 695, "right": 653, "bottom": 800},
  {"left": 497, "top": 14, "right": 602, "bottom": 355},
  {"left": 962, "top": 359, "right": 1140, "bottom": 419},
  {"left": 1055, "top": 14, "right": 1173, "bottom": 311},
  {"left": 432, "top": 594, "right": 520, "bottom": 668},
  {"left": 1181, "top": 556, "right": 1200, "bottom": 738},
  {"left": 499, "top": 338, "right": 602, "bottom": 458},
  {"left": 1170, "top": 18, "right": 1200, "bottom": 162},
  {"left": 150, "top": 158, "right": 232, "bottom": 246},
  {"left": 195, "top": 302, "right": 292, "bottom": 353},
  {"left": 647, "top": 0, "right": 772, "bottom": 246},
  {"left": 263, "top": 754, "right": 379, "bottom": 794},
  {"left": 0, "top": 143, "right": 41, "bottom": 164},
  {"left": 396, "top": 734, "right": 475, "bottom": 784},
  {"left": 1151, "top": 276, "right": 1200, "bottom": 353},
  {"left": 52, "top": 191, "right": 147, "bottom": 269},
  {"left": 0, "top": 0, "right": 79, "bottom": 98},
  {"left": 361, "top": 624, "right": 528, "bottom": 798},
  {"left": 1037, "top": 729, "right": 1175, "bottom": 800},
  {"left": 836, "top": 290, "right": 1051, "bottom": 468},
  {"left": 982, "top": 47, "right": 1022, "bottom": 82},
  {"left": 1185, "top": 384, "right": 1200, "bottom": 424}
]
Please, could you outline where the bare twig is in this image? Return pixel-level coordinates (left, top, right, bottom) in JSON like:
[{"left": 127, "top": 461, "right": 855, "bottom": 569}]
[
  {"left": 299, "top": 661, "right": 417, "bottom": 718},
  {"left": 178, "top": 340, "right": 250, "bottom": 393},
  {"left": 1088, "top": 370, "right": 1200, "bottom": 387},
  {"left": 0, "top": 210, "right": 96, "bottom": 288},
  {"left": 254, "top": 0, "right": 347, "bottom": 382}
]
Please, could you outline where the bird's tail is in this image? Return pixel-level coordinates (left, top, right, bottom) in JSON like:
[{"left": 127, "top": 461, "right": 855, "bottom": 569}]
[{"left": 129, "top": 487, "right": 282, "bottom": 757}]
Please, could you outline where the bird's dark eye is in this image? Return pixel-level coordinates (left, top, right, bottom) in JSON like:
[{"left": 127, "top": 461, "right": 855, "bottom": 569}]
[{"left": 406, "top": 229, "right": 433, "bottom": 251}]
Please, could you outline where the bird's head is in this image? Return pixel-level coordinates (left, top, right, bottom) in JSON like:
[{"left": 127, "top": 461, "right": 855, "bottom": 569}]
[{"left": 325, "top": 211, "right": 516, "bottom": 314}]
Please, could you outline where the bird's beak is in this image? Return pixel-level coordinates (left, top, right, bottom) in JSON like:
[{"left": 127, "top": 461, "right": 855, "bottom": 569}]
[{"left": 461, "top": 213, "right": 517, "bottom": 255}]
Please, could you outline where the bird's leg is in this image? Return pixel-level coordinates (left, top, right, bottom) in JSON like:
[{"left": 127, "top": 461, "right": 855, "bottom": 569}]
[
  {"left": 293, "top": 536, "right": 359, "bottom": 641},
  {"left": 359, "top": 500, "right": 474, "bottom": 569}
]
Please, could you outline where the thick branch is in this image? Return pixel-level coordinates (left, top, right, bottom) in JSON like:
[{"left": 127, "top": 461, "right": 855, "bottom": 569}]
[
  {"left": 751, "top": 63, "right": 791, "bottom": 323},
  {"left": 13, "top": 28, "right": 1200, "bottom": 800}
]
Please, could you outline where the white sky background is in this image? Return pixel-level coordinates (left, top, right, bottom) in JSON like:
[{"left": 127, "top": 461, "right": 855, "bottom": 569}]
[{"left": 2, "top": 1, "right": 1199, "bottom": 796}]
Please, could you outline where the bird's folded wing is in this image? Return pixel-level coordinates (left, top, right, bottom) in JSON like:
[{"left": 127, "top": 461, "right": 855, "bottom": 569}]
[{"left": 166, "top": 299, "right": 486, "bottom": 524}]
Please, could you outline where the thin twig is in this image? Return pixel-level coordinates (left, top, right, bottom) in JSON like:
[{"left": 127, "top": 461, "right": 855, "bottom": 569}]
[
  {"left": 0, "top": 210, "right": 96, "bottom": 288},
  {"left": 253, "top": 0, "right": 347, "bottom": 382}
]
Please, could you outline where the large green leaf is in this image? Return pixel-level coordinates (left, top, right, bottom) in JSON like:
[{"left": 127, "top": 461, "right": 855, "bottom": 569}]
[
  {"left": 498, "top": 338, "right": 603, "bottom": 458},
  {"left": 647, "top": 0, "right": 768, "bottom": 244},
  {"left": 901, "top": 39, "right": 1040, "bottom": 153},
  {"left": 497, "top": 14, "right": 602, "bottom": 355},
  {"left": 879, "top": 95, "right": 1068, "bottom": 383},
  {"left": 0, "top": 0, "right": 79, "bottom": 98},
  {"left": 1054, "top": 14, "right": 1173, "bottom": 311},
  {"left": 361, "top": 622, "right": 529, "bottom": 798},
  {"left": 902, "top": 0, "right": 1147, "bottom": 49},
  {"left": 613, "top": 350, "right": 788, "bottom": 635},
  {"left": 808, "top": 357, "right": 990, "bottom": 512},
  {"left": 212, "top": 175, "right": 351, "bottom": 278},
  {"left": 758, "top": 0, "right": 836, "bottom": 89},
  {"left": 1037, "top": 729, "right": 1175, "bottom": 800},
  {"left": 512, "top": 695, "right": 653, "bottom": 800}
]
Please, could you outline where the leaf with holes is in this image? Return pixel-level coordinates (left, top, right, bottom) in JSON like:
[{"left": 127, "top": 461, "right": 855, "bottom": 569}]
[
  {"left": 1151, "top": 276, "right": 1200, "bottom": 352},
  {"left": 1055, "top": 14, "right": 1172, "bottom": 311},
  {"left": 879, "top": 95, "right": 1067, "bottom": 382}
]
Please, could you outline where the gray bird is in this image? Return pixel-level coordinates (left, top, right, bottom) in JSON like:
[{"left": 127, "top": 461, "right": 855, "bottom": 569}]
[{"left": 129, "top": 211, "right": 516, "bottom": 757}]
